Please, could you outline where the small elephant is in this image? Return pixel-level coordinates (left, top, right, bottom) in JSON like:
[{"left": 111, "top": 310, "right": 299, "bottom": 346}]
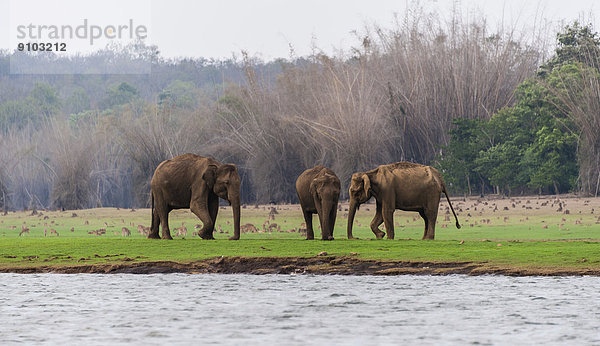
[
  {"left": 347, "top": 162, "right": 460, "bottom": 240},
  {"left": 296, "top": 166, "right": 341, "bottom": 240},
  {"left": 149, "top": 153, "right": 241, "bottom": 240}
]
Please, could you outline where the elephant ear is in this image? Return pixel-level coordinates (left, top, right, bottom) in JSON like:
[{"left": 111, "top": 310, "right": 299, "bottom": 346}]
[
  {"left": 362, "top": 174, "right": 371, "bottom": 199},
  {"left": 203, "top": 164, "right": 218, "bottom": 188},
  {"left": 219, "top": 164, "right": 237, "bottom": 175}
]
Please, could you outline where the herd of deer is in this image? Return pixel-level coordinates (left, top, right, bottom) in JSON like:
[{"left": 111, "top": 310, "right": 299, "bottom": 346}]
[
  {"left": 8, "top": 204, "right": 309, "bottom": 238},
  {"left": 237, "top": 207, "right": 308, "bottom": 235},
  {"left": 3, "top": 195, "right": 591, "bottom": 238},
  {"left": 17, "top": 224, "right": 59, "bottom": 236}
]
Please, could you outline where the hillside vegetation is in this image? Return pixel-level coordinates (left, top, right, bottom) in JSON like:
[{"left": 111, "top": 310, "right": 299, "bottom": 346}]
[{"left": 0, "top": 8, "right": 599, "bottom": 210}]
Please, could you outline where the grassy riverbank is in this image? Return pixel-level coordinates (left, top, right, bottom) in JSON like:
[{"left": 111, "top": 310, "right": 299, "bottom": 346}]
[{"left": 0, "top": 196, "right": 599, "bottom": 275}]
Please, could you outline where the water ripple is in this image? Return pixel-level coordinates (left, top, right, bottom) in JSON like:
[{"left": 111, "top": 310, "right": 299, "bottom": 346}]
[{"left": 0, "top": 273, "right": 599, "bottom": 345}]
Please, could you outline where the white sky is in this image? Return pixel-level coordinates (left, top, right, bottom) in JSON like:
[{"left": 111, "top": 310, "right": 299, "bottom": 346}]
[{"left": 1, "top": 0, "right": 599, "bottom": 60}]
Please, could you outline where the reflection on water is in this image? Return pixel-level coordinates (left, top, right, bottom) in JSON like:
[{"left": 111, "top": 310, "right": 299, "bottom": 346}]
[{"left": 1, "top": 273, "right": 599, "bottom": 345}]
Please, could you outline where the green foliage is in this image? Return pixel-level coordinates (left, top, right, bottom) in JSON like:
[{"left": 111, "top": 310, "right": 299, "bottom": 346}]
[
  {"left": 0, "top": 98, "right": 40, "bottom": 131},
  {"left": 0, "top": 83, "right": 63, "bottom": 131},
  {"left": 440, "top": 23, "right": 596, "bottom": 195},
  {"left": 101, "top": 82, "right": 139, "bottom": 109},
  {"left": 69, "top": 110, "right": 97, "bottom": 127},
  {"left": 440, "top": 76, "right": 578, "bottom": 195},
  {"left": 158, "top": 80, "right": 199, "bottom": 109},
  {"left": 525, "top": 125, "right": 578, "bottom": 192},
  {"left": 540, "top": 21, "right": 600, "bottom": 76},
  {"left": 65, "top": 87, "right": 91, "bottom": 115},
  {"left": 435, "top": 118, "right": 486, "bottom": 194},
  {"left": 30, "top": 82, "right": 61, "bottom": 117}
]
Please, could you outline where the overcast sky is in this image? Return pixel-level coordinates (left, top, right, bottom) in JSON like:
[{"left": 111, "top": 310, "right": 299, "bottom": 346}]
[{"left": 1, "top": 0, "right": 598, "bottom": 60}]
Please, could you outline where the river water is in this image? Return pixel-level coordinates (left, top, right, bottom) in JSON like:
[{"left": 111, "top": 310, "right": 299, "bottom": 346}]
[{"left": 1, "top": 273, "right": 599, "bottom": 345}]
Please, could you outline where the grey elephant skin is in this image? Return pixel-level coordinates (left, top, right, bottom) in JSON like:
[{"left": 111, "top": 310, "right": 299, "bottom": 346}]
[
  {"left": 149, "top": 153, "right": 241, "bottom": 240},
  {"left": 296, "top": 166, "right": 341, "bottom": 240},
  {"left": 347, "top": 162, "right": 460, "bottom": 240}
]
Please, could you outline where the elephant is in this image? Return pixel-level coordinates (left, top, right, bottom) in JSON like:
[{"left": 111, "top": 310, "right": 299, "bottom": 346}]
[
  {"left": 149, "top": 153, "right": 241, "bottom": 240},
  {"left": 347, "top": 162, "right": 460, "bottom": 240},
  {"left": 295, "top": 166, "right": 341, "bottom": 240}
]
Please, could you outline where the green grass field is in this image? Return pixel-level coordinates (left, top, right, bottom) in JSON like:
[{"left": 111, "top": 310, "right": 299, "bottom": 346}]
[{"left": 0, "top": 196, "right": 599, "bottom": 272}]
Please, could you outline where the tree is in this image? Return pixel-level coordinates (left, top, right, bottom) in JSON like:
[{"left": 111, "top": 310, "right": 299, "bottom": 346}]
[
  {"left": 440, "top": 72, "right": 578, "bottom": 195},
  {"left": 540, "top": 21, "right": 600, "bottom": 76},
  {"left": 101, "top": 82, "right": 139, "bottom": 109},
  {"left": 0, "top": 100, "right": 40, "bottom": 131},
  {"left": 158, "top": 80, "right": 200, "bottom": 109},
  {"left": 436, "top": 118, "right": 487, "bottom": 195},
  {"left": 65, "top": 87, "right": 91, "bottom": 115},
  {"left": 30, "top": 82, "right": 61, "bottom": 118},
  {"left": 524, "top": 125, "right": 577, "bottom": 193},
  {"left": 539, "top": 23, "right": 600, "bottom": 195}
]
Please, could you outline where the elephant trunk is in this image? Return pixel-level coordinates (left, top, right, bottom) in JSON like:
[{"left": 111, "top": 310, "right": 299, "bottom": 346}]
[
  {"left": 229, "top": 196, "right": 241, "bottom": 240},
  {"left": 321, "top": 201, "right": 335, "bottom": 240},
  {"left": 347, "top": 199, "right": 358, "bottom": 239}
]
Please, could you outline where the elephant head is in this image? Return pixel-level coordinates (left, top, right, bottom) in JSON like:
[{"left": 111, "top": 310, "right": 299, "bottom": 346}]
[
  {"left": 347, "top": 172, "right": 373, "bottom": 239},
  {"left": 203, "top": 163, "right": 242, "bottom": 240}
]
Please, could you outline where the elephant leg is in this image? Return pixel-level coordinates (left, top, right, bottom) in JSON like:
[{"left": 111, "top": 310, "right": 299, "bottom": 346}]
[
  {"left": 148, "top": 192, "right": 164, "bottom": 239},
  {"left": 383, "top": 207, "right": 395, "bottom": 240},
  {"left": 419, "top": 210, "right": 431, "bottom": 240},
  {"left": 316, "top": 204, "right": 334, "bottom": 241},
  {"left": 313, "top": 198, "right": 328, "bottom": 240},
  {"left": 328, "top": 204, "right": 337, "bottom": 240},
  {"left": 302, "top": 209, "right": 314, "bottom": 240},
  {"left": 316, "top": 212, "right": 327, "bottom": 240},
  {"left": 159, "top": 207, "right": 173, "bottom": 240},
  {"left": 191, "top": 201, "right": 214, "bottom": 240},
  {"left": 149, "top": 203, "right": 161, "bottom": 239},
  {"left": 422, "top": 207, "right": 438, "bottom": 240},
  {"left": 370, "top": 201, "right": 385, "bottom": 239},
  {"left": 208, "top": 194, "right": 219, "bottom": 237},
  {"left": 149, "top": 209, "right": 161, "bottom": 239}
]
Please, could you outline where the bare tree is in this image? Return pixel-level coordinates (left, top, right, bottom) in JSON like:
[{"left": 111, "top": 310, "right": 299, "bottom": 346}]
[
  {"left": 48, "top": 120, "right": 95, "bottom": 210},
  {"left": 544, "top": 63, "right": 600, "bottom": 195}
]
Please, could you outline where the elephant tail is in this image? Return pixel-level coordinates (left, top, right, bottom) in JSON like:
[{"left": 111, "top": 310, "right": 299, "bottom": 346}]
[{"left": 442, "top": 182, "right": 461, "bottom": 229}]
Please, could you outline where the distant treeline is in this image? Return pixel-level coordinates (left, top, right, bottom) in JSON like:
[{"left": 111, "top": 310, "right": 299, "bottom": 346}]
[{"left": 0, "top": 9, "right": 598, "bottom": 210}]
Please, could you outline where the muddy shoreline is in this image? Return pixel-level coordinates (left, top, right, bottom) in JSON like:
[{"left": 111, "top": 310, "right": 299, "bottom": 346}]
[{"left": 1, "top": 256, "right": 598, "bottom": 276}]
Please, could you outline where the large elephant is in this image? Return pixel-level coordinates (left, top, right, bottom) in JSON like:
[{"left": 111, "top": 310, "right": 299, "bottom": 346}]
[
  {"left": 149, "top": 153, "right": 241, "bottom": 240},
  {"left": 347, "top": 162, "right": 460, "bottom": 240},
  {"left": 296, "top": 166, "right": 341, "bottom": 240}
]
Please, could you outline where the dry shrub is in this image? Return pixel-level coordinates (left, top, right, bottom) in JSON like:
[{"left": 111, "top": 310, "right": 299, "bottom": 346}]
[
  {"left": 115, "top": 103, "right": 212, "bottom": 206},
  {"left": 0, "top": 125, "right": 52, "bottom": 209},
  {"left": 48, "top": 121, "right": 94, "bottom": 209},
  {"left": 219, "top": 10, "right": 544, "bottom": 201}
]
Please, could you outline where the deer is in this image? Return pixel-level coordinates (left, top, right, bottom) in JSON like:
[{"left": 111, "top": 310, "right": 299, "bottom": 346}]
[
  {"left": 137, "top": 225, "right": 150, "bottom": 236},
  {"left": 19, "top": 225, "right": 30, "bottom": 236},
  {"left": 241, "top": 223, "right": 258, "bottom": 233},
  {"left": 174, "top": 226, "right": 188, "bottom": 237}
]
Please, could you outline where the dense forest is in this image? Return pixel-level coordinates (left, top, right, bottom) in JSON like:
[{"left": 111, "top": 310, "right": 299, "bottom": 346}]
[{"left": 0, "top": 10, "right": 599, "bottom": 210}]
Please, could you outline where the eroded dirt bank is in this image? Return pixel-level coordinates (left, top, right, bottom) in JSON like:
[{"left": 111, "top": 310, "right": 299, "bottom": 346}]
[{"left": 1, "top": 256, "right": 599, "bottom": 276}]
